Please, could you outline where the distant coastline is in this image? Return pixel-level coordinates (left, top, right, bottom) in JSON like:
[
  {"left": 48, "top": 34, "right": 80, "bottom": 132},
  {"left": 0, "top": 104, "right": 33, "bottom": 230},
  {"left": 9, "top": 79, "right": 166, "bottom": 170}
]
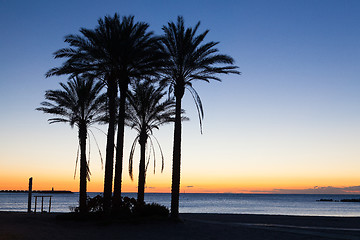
[{"left": 0, "top": 190, "right": 73, "bottom": 194}]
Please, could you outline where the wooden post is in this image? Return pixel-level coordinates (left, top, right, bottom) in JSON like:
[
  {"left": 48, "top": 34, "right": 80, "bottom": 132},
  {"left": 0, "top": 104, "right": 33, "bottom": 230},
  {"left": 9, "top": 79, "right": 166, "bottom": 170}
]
[
  {"left": 34, "top": 196, "right": 37, "bottom": 213},
  {"left": 27, "top": 177, "right": 33, "bottom": 213},
  {"left": 49, "top": 196, "right": 52, "bottom": 213},
  {"left": 41, "top": 197, "right": 44, "bottom": 212}
]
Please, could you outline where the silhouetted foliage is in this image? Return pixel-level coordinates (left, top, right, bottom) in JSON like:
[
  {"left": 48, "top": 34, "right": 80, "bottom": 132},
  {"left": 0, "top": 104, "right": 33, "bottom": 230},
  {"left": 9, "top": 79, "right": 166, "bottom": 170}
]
[
  {"left": 106, "top": 16, "right": 166, "bottom": 212},
  {"left": 71, "top": 194, "right": 169, "bottom": 219},
  {"left": 126, "top": 81, "right": 184, "bottom": 204},
  {"left": 46, "top": 14, "right": 166, "bottom": 214},
  {"left": 160, "top": 16, "right": 240, "bottom": 219},
  {"left": 133, "top": 202, "right": 169, "bottom": 218},
  {"left": 46, "top": 14, "right": 239, "bottom": 219},
  {"left": 46, "top": 14, "right": 122, "bottom": 214},
  {"left": 37, "top": 76, "right": 106, "bottom": 214}
]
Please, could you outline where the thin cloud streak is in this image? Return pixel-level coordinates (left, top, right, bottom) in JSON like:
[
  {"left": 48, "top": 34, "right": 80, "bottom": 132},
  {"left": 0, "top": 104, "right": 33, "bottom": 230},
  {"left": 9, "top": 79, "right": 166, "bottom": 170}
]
[{"left": 251, "top": 186, "right": 360, "bottom": 194}]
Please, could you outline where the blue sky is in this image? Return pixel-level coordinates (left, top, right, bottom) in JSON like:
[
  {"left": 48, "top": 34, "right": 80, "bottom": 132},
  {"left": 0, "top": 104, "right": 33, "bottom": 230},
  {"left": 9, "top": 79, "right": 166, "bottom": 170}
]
[{"left": 0, "top": 0, "right": 359, "bottom": 193}]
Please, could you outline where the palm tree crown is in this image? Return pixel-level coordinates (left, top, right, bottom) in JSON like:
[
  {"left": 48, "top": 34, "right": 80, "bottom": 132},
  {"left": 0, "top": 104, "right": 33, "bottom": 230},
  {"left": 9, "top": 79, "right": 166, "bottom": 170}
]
[
  {"left": 37, "top": 77, "right": 106, "bottom": 127},
  {"left": 46, "top": 14, "right": 124, "bottom": 80},
  {"left": 160, "top": 16, "right": 240, "bottom": 129},
  {"left": 126, "top": 81, "right": 176, "bottom": 141}
]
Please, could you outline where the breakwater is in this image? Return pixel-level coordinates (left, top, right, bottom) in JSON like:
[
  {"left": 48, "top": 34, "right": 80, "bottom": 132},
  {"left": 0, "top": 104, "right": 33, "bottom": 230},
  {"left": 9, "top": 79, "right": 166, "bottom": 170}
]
[{"left": 0, "top": 190, "right": 72, "bottom": 194}]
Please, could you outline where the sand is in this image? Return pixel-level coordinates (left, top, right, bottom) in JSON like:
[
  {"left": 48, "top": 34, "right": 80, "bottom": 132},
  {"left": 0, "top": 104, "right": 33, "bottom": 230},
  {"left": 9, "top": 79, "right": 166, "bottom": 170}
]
[{"left": 0, "top": 212, "right": 359, "bottom": 240}]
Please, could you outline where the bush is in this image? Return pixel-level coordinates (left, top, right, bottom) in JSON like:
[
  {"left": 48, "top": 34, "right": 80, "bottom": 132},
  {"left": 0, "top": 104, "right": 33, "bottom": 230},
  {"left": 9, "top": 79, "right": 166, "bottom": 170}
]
[
  {"left": 134, "top": 202, "right": 169, "bottom": 217},
  {"left": 87, "top": 195, "right": 104, "bottom": 212},
  {"left": 70, "top": 195, "right": 169, "bottom": 219},
  {"left": 71, "top": 194, "right": 104, "bottom": 213}
]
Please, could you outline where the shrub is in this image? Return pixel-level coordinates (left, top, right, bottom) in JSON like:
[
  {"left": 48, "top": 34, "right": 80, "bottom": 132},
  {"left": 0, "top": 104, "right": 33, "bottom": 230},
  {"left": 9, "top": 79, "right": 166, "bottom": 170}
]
[
  {"left": 70, "top": 195, "right": 169, "bottom": 219},
  {"left": 134, "top": 202, "right": 169, "bottom": 217},
  {"left": 71, "top": 194, "right": 103, "bottom": 213},
  {"left": 87, "top": 195, "right": 104, "bottom": 212}
]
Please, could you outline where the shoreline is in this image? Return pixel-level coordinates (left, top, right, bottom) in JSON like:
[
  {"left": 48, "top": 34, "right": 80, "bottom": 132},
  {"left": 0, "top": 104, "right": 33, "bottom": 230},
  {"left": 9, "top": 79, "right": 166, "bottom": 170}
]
[
  {"left": 0, "top": 212, "right": 359, "bottom": 240},
  {"left": 1, "top": 210, "right": 359, "bottom": 218}
]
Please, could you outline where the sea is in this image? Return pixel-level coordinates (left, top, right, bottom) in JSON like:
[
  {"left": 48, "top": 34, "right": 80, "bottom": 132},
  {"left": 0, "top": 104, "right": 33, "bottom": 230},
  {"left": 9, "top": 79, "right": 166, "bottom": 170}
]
[{"left": 0, "top": 192, "right": 359, "bottom": 216}]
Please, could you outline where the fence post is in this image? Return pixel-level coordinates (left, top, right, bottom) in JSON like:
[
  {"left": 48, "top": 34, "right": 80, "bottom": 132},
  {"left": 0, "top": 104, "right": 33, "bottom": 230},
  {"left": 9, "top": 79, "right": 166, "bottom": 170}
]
[
  {"left": 41, "top": 197, "right": 44, "bottom": 212},
  {"left": 49, "top": 196, "right": 52, "bottom": 213},
  {"left": 34, "top": 196, "right": 37, "bottom": 213},
  {"left": 27, "top": 177, "right": 33, "bottom": 213}
]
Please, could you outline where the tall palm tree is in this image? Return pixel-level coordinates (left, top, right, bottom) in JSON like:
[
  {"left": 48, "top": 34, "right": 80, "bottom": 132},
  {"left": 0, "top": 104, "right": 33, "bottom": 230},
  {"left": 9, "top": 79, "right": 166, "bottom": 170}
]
[
  {"left": 103, "top": 16, "right": 165, "bottom": 211},
  {"left": 46, "top": 14, "right": 121, "bottom": 213},
  {"left": 45, "top": 14, "right": 165, "bottom": 213},
  {"left": 160, "top": 16, "right": 240, "bottom": 219},
  {"left": 126, "top": 81, "right": 179, "bottom": 204},
  {"left": 37, "top": 77, "right": 106, "bottom": 214}
]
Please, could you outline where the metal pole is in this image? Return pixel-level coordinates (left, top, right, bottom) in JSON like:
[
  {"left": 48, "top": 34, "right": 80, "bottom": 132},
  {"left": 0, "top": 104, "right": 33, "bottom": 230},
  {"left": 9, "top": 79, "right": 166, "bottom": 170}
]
[
  {"left": 27, "top": 177, "right": 33, "bottom": 213},
  {"left": 41, "top": 197, "right": 44, "bottom": 213},
  {"left": 34, "top": 196, "right": 37, "bottom": 213}
]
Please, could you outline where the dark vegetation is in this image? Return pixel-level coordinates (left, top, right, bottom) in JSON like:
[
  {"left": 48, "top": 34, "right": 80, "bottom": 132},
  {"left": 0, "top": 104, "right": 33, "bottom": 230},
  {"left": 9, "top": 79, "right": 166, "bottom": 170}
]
[
  {"left": 39, "top": 13, "right": 239, "bottom": 221},
  {"left": 67, "top": 195, "right": 169, "bottom": 222}
]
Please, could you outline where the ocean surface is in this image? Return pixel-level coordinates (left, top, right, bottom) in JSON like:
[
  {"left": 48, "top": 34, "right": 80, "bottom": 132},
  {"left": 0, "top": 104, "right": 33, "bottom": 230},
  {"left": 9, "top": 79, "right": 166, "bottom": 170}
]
[{"left": 0, "top": 192, "right": 359, "bottom": 216}]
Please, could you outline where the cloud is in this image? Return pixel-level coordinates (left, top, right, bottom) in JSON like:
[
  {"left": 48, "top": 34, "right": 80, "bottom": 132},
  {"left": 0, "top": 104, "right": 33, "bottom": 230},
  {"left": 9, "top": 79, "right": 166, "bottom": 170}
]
[
  {"left": 267, "top": 185, "right": 360, "bottom": 194},
  {"left": 186, "top": 186, "right": 194, "bottom": 188}
]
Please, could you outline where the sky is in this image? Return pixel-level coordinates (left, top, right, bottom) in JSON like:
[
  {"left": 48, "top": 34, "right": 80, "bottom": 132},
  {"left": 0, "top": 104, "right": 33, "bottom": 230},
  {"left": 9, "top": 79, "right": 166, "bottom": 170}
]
[{"left": 0, "top": 0, "right": 359, "bottom": 194}]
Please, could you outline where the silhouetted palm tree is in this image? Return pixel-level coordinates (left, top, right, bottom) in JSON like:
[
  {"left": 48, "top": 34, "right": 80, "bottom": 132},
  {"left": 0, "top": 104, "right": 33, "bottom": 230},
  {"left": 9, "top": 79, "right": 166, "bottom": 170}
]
[
  {"left": 109, "top": 16, "right": 165, "bottom": 211},
  {"left": 37, "top": 77, "right": 106, "bottom": 213},
  {"left": 46, "top": 14, "right": 121, "bottom": 213},
  {"left": 126, "top": 81, "right": 178, "bottom": 204},
  {"left": 45, "top": 14, "right": 164, "bottom": 213},
  {"left": 160, "top": 16, "right": 240, "bottom": 219}
]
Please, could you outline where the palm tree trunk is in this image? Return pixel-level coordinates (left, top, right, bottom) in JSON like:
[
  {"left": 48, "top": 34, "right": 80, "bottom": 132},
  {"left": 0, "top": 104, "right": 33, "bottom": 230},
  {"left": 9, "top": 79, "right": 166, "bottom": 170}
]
[
  {"left": 137, "top": 132, "right": 147, "bottom": 204},
  {"left": 171, "top": 93, "right": 183, "bottom": 219},
  {"left": 79, "top": 121, "right": 87, "bottom": 214},
  {"left": 113, "top": 85, "right": 127, "bottom": 211},
  {"left": 103, "top": 78, "right": 117, "bottom": 214}
]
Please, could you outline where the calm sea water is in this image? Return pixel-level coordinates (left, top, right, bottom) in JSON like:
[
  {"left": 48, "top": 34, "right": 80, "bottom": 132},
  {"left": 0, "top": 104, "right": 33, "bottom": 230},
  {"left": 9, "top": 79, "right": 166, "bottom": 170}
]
[{"left": 0, "top": 192, "right": 359, "bottom": 216}]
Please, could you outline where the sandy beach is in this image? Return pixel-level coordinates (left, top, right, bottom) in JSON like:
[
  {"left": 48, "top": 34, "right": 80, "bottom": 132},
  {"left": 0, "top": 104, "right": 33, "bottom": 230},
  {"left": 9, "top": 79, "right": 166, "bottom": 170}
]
[{"left": 0, "top": 212, "right": 359, "bottom": 240}]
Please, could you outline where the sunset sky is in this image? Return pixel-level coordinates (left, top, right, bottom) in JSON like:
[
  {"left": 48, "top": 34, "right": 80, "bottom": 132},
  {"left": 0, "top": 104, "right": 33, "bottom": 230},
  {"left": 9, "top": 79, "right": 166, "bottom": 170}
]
[{"left": 0, "top": 0, "right": 359, "bottom": 194}]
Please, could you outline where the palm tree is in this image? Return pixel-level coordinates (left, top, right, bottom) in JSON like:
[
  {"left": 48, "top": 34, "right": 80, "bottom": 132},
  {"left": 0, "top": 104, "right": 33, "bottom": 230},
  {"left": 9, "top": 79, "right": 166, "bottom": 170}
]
[
  {"left": 44, "top": 14, "right": 165, "bottom": 213},
  {"left": 160, "top": 16, "right": 240, "bottom": 219},
  {"left": 126, "top": 81, "right": 179, "bottom": 204},
  {"left": 109, "top": 16, "right": 165, "bottom": 211},
  {"left": 46, "top": 14, "right": 121, "bottom": 213},
  {"left": 37, "top": 77, "right": 106, "bottom": 214}
]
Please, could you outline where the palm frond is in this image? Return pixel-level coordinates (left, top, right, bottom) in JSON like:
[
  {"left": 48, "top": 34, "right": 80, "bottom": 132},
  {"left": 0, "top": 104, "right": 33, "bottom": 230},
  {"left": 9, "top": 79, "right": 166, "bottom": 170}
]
[
  {"left": 151, "top": 135, "right": 165, "bottom": 173},
  {"left": 86, "top": 161, "right": 91, "bottom": 182},
  {"left": 186, "top": 84, "right": 204, "bottom": 133},
  {"left": 128, "top": 136, "right": 139, "bottom": 181},
  {"left": 74, "top": 144, "right": 80, "bottom": 179},
  {"left": 88, "top": 129, "right": 104, "bottom": 169},
  {"left": 145, "top": 143, "right": 151, "bottom": 173}
]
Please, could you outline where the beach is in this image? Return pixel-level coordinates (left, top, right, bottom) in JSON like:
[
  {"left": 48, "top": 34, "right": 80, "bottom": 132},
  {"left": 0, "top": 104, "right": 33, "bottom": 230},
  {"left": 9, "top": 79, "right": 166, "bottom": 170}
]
[{"left": 1, "top": 212, "right": 359, "bottom": 240}]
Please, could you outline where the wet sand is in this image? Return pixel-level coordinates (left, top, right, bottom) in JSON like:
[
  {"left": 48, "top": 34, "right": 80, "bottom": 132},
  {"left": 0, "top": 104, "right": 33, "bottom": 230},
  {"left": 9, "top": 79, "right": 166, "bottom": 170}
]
[{"left": 0, "top": 212, "right": 359, "bottom": 240}]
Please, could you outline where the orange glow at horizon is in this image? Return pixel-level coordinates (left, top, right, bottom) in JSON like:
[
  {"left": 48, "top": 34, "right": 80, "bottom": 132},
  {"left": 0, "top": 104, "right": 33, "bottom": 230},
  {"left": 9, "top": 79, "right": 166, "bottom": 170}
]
[{"left": 1, "top": 171, "right": 359, "bottom": 194}]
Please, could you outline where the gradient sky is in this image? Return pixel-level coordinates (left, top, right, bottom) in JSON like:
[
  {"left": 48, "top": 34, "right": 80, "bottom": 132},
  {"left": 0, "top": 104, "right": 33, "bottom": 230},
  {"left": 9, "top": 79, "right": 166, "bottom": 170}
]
[{"left": 0, "top": 0, "right": 359, "bottom": 194}]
